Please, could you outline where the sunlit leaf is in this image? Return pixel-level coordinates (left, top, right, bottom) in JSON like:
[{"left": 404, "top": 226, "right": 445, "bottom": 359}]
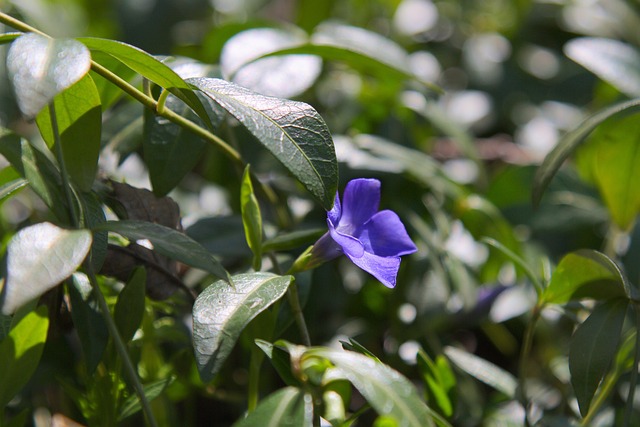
[
  {"left": 417, "top": 350, "right": 456, "bottom": 418},
  {"left": 565, "top": 37, "right": 640, "bottom": 98},
  {"left": 309, "top": 348, "right": 435, "bottom": 427},
  {"left": 0, "top": 167, "right": 26, "bottom": 203},
  {"left": 36, "top": 74, "right": 102, "bottom": 191},
  {"left": 114, "top": 268, "right": 146, "bottom": 344},
  {"left": 0, "top": 32, "right": 21, "bottom": 45},
  {"left": 241, "top": 165, "right": 263, "bottom": 270},
  {"left": 231, "top": 386, "right": 313, "bottom": 427},
  {"left": 193, "top": 273, "right": 292, "bottom": 382},
  {"left": 189, "top": 77, "right": 337, "bottom": 209},
  {"left": 0, "top": 305, "right": 49, "bottom": 407},
  {"left": 7, "top": 33, "right": 90, "bottom": 118},
  {"left": 1, "top": 223, "right": 92, "bottom": 315},
  {"left": 569, "top": 298, "right": 628, "bottom": 416}
]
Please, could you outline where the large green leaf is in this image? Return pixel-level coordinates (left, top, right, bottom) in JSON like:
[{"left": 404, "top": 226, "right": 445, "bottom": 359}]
[
  {"left": 114, "top": 268, "right": 146, "bottom": 344},
  {"left": 569, "top": 298, "right": 628, "bottom": 416},
  {"left": 192, "top": 272, "right": 292, "bottom": 382},
  {"left": 309, "top": 348, "right": 435, "bottom": 427},
  {"left": 188, "top": 77, "right": 338, "bottom": 210},
  {"left": 542, "top": 250, "right": 634, "bottom": 305},
  {"left": 36, "top": 74, "right": 102, "bottom": 192},
  {"left": 232, "top": 386, "right": 312, "bottom": 427},
  {"left": 241, "top": 165, "right": 263, "bottom": 270},
  {"left": 532, "top": 97, "right": 640, "bottom": 206},
  {"left": 7, "top": 33, "right": 91, "bottom": 118},
  {"left": 575, "top": 113, "right": 640, "bottom": 229},
  {"left": 0, "top": 305, "right": 49, "bottom": 407},
  {"left": 93, "top": 220, "right": 229, "bottom": 283},
  {"left": 77, "top": 37, "right": 210, "bottom": 125},
  {"left": 565, "top": 37, "right": 640, "bottom": 98},
  {"left": 1, "top": 223, "right": 92, "bottom": 315}
]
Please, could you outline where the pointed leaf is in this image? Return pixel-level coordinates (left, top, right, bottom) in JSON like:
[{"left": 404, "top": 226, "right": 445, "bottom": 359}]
[
  {"left": 532, "top": 97, "right": 640, "bottom": 206},
  {"left": 231, "top": 386, "right": 313, "bottom": 427},
  {"left": 118, "top": 376, "right": 175, "bottom": 421},
  {"left": 7, "top": 33, "right": 90, "bottom": 118},
  {"left": 569, "top": 298, "right": 628, "bottom": 416},
  {"left": 114, "top": 268, "right": 146, "bottom": 344},
  {"left": 1, "top": 223, "right": 92, "bottom": 315},
  {"left": 255, "top": 339, "right": 300, "bottom": 386},
  {"left": 241, "top": 165, "right": 263, "bottom": 270},
  {"left": 0, "top": 305, "right": 49, "bottom": 407},
  {"left": 36, "top": 74, "right": 102, "bottom": 191},
  {"left": 309, "top": 348, "right": 435, "bottom": 427},
  {"left": 261, "top": 228, "right": 325, "bottom": 253},
  {"left": 188, "top": 77, "right": 338, "bottom": 210},
  {"left": 192, "top": 272, "right": 292, "bottom": 382},
  {"left": 93, "top": 220, "right": 229, "bottom": 283},
  {"left": 565, "top": 37, "right": 640, "bottom": 98}
]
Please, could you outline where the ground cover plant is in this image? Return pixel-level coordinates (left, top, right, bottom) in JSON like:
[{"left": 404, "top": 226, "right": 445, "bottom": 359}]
[{"left": 1, "top": 0, "right": 640, "bottom": 426}]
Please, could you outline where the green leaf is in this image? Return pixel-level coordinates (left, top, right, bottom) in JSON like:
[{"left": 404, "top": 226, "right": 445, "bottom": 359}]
[
  {"left": 77, "top": 37, "right": 210, "bottom": 125},
  {"left": 417, "top": 350, "right": 455, "bottom": 418},
  {"left": 0, "top": 167, "right": 26, "bottom": 203},
  {"left": 444, "top": 346, "right": 517, "bottom": 398},
  {"left": 241, "top": 165, "right": 263, "bottom": 270},
  {"left": 532, "top": 97, "right": 640, "bottom": 206},
  {"left": 569, "top": 298, "right": 628, "bottom": 416},
  {"left": 118, "top": 376, "right": 175, "bottom": 421},
  {"left": 188, "top": 77, "right": 338, "bottom": 210},
  {"left": 0, "top": 32, "right": 22, "bottom": 45},
  {"left": 261, "top": 228, "right": 325, "bottom": 253},
  {"left": 231, "top": 386, "right": 313, "bottom": 427},
  {"left": 309, "top": 348, "right": 435, "bottom": 427},
  {"left": 93, "top": 220, "right": 229, "bottom": 283},
  {"left": 255, "top": 339, "right": 300, "bottom": 386},
  {"left": 575, "top": 112, "right": 640, "bottom": 229},
  {"left": 7, "top": 33, "right": 91, "bottom": 118},
  {"left": 192, "top": 272, "right": 292, "bottom": 382},
  {"left": 0, "top": 305, "right": 49, "bottom": 407},
  {"left": 542, "top": 250, "right": 632, "bottom": 305},
  {"left": 68, "top": 273, "right": 108, "bottom": 374},
  {"left": 89, "top": 50, "right": 137, "bottom": 108},
  {"left": 565, "top": 37, "right": 640, "bottom": 98},
  {"left": 35, "top": 74, "right": 102, "bottom": 191},
  {"left": 1, "top": 222, "right": 92, "bottom": 315},
  {"left": 114, "top": 268, "right": 146, "bottom": 344}
]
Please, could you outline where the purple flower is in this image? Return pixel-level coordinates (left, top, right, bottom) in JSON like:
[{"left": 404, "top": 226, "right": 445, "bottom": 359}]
[{"left": 311, "top": 178, "right": 418, "bottom": 288}]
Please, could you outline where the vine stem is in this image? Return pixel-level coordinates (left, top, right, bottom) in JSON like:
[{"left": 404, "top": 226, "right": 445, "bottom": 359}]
[
  {"left": 286, "top": 279, "right": 311, "bottom": 347},
  {"left": 623, "top": 308, "right": 640, "bottom": 427},
  {"left": 518, "top": 305, "right": 541, "bottom": 427}
]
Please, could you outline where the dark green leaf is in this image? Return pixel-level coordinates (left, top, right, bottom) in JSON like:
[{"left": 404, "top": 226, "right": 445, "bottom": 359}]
[
  {"left": 569, "top": 298, "right": 628, "bottom": 416},
  {"left": 339, "top": 338, "right": 381, "bottom": 362},
  {"left": 231, "top": 386, "right": 313, "bottom": 427},
  {"left": 565, "top": 37, "right": 640, "bottom": 98},
  {"left": 241, "top": 165, "right": 263, "bottom": 270},
  {"left": 193, "top": 272, "right": 292, "bottom": 382},
  {"left": 0, "top": 167, "right": 26, "bottom": 203},
  {"left": 68, "top": 273, "right": 108, "bottom": 374},
  {"left": 7, "top": 33, "right": 91, "bottom": 118},
  {"left": 255, "top": 339, "right": 300, "bottom": 386},
  {"left": 261, "top": 228, "right": 325, "bottom": 252},
  {"left": 186, "top": 216, "right": 251, "bottom": 258},
  {"left": 309, "top": 348, "right": 435, "bottom": 427},
  {"left": 93, "top": 220, "right": 229, "bottom": 283},
  {"left": 36, "top": 74, "right": 102, "bottom": 191},
  {"left": 1, "top": 222, "right": 92, "bottom": 315},
  {"left": 532, "top": 97, "right": 640, "bottom": 206},
  {"left": 80, "top": 192, "right": 108, "bottom": 271},
  {"left": 114, "top": 268, "right": 146, "bottom": 344},
  {"left": 0, "top": 305, "right": 49, "bottom": 407},
  {"left": 188, "top": 77, "right": 338, "bottom": 210},
  {"left": 118, "top": 376, "right": 175, "bottom": 421}
]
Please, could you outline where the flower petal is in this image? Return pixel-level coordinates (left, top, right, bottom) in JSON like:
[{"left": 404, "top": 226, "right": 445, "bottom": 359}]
[
  {"left": 328, "top": 190, "right": 341, "bottom": 225},
  {"left": 359, "top": 210, "right": 418, "bottom": 257},
  {"left": 346, "top": 251, "right": 401, "bottom": 288},
  {"left": 328, "top": 219, "right": 365, "bottom": 258},
  {"left": 340, "top": 179, "right": 380, "bottom": 232}
]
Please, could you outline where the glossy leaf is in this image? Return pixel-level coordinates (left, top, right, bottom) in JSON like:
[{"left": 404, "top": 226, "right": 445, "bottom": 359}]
[
  {"left": 1, "top": 223, "right": 92, "bottom": 315},
  {"left": 444, "top": 346, "right": 517, "bottom": 398},
  {"left": 309, "top": 348, "right": 435, "bottom": 427},
  {"left": 241, "top": 165, "right": 263, "bottom": 270},
  {"left": 569, "top": 298, "right": 628, "bottom": 416},
  {"left": 532, "top": 97, "right": 640, "bottom": 206},
  {"left": 565, "top": 37, "right": 640, "bottom": 98},
  {"left": 192, "top": 273, "right": 292, "bottom": 382},
  {"left": 231, "top": 386, "right": 312, "bottom": 427},
  {"left": 0, "top": 305, "right": 49, "bottom": 407},
  {"left": 114, "top": 268, "right": 146, "bottom": 344},
  {"left": 36, "top": 74, "right": 102, "bottom": 191},
  {"left": 7, "top": 33, "right": 91, "bottom": 118},
  {"left": 188, "top": 77, "right": 338, "bottom": 210},
  {"left": 93, "top": 220, "right": 230, "bottom": 283},
  {"left": 542, "top": 250, "right": 632, "bottom": 305},
  {"left": 118, "top": 376, "right": 175, "bottom": 421},
  {"left": 68, "top": 273, "right": 108, "bottom": 374}
]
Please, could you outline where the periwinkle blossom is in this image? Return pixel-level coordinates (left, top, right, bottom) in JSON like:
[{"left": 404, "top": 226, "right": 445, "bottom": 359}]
[{"left": 308, "top": 178, "right": 417, "bottom": 288}]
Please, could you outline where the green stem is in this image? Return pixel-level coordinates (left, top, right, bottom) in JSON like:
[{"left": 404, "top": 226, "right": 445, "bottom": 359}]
[
  {"left": 623, "top": 309, "right": 640, "bottom": 427},
  {"left": 518, "top": 305, "right": 541, "bottom": 427},
  {"left": 580, "top": 368, "right": 620, "bottom": 426},
  {"left": 247, "top": 345, "right": 263, "bottom": 412},
  {"left": 286, "top": 280, "right": 311, "bottom": 346},
  {"left": 49, "top": 103, "right": 79, "bottom": 227},
  {"left": 85, "top": 266, "right": 159, "bottom": 427},
  {"left": 0, "top": 12, "right": 47, "bottom": 35}
]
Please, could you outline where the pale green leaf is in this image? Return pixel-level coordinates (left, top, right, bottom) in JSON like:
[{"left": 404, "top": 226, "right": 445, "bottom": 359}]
[{"left": 241, "top": 165, "right": 263, "bottom": 270}]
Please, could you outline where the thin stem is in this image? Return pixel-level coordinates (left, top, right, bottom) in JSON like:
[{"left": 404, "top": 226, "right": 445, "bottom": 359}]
[
  {"left": 518, "top": 305, "right": 541, "bottom": 427},
  {"left": 49, "top": 103, "right": 79, "bottom": 227},
  {"left": 247, "top": 345, "right": 263, "bottom": 412},
  {"left": 623, "top": 310, "right": 640, "bottom": 427},
  {"left": 286, "top": 280, "right": 311, "bottom": 346},
  {"left": 580, "top": 368, "right": 620, "bottom": 427},
  {"left": 85, "top": 265, "right": 159, "bottom": 427},
  {"left": 0, "top": 12, "right": 47, "bottom": 35}
]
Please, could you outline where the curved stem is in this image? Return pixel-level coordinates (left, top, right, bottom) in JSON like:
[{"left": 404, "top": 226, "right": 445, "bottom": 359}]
[
  {"left": 286, "top": 279, "right": 311, "bottom": 346},
  {"left": 49, "top": 103, "right": 79, "bottom": 227},
  {"left": 518, "top": 305, "right": 541, "bottom": 427}
]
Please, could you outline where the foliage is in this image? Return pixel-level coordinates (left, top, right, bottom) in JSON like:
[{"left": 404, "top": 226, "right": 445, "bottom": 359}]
[{"left": 1, "top": 0, "right": 640, "bottom": 426}]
